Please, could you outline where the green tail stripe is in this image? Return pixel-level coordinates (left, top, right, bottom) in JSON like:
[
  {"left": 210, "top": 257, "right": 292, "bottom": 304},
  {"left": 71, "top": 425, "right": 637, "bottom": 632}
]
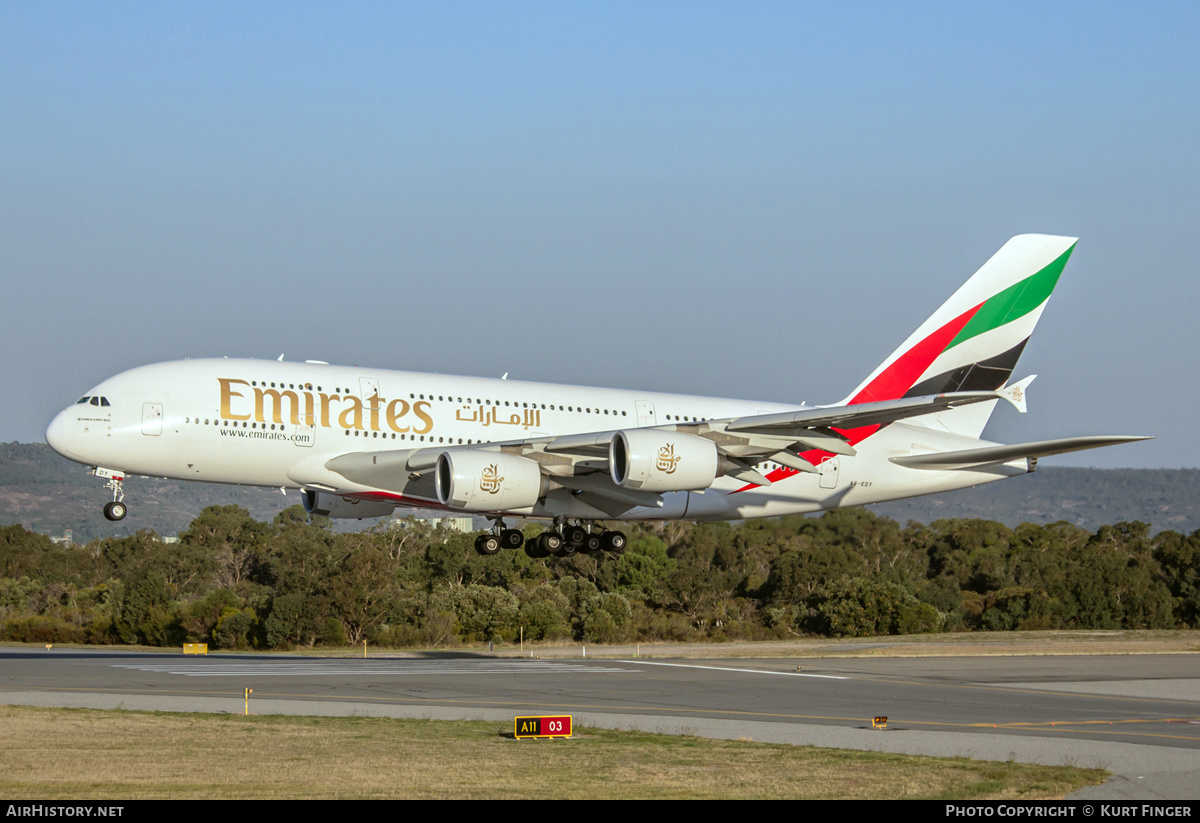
[{"left": 947, "top": 243, "right": 1076, "bottom": 351}]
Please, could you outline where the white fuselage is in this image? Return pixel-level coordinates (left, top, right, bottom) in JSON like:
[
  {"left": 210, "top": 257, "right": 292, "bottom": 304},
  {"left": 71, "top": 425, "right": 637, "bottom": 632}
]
[{"left": 46, "top": 358, "right": 1023, "bottom": 522}]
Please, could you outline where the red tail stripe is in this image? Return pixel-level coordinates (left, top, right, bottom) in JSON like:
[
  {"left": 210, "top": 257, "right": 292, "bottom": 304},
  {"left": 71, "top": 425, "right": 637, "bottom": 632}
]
[{"left": 848, "top": 302, "right": 982, "bottom": 405}]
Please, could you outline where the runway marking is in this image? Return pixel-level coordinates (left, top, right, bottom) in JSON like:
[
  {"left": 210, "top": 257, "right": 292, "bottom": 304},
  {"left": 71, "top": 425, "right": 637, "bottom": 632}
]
[
  {"left": 618, "top": 660, "right": 848, "bottom": 679},
  {"left": 5, "top": 685, "right": 876, "bottom": 723},
  {"left": 14, "top": 686, "right": 1200, "bottom": 743},
  {"left": 980, "top": 717, "right": 1200, "bottom": 729},
  {"left": 834, "top": 675, "right": 1200, "bottom": 707},
  {"left": 112, "top": 660, "right": 635, "bottom": 677}
]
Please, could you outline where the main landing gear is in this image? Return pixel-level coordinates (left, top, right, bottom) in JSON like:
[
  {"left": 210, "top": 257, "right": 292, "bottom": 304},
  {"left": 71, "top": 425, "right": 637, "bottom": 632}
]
[
  {"left": 472, "top": 517, "right": 526, "bottom": 555},
  {"left": 94, "top": 468, "right": 128, "bottom": 522},
  {"left": 535, "top": 523, "right": 626, "bottom": 559},
  {"left": 471, "top": 518, "right": 626, "bottom": 559}
]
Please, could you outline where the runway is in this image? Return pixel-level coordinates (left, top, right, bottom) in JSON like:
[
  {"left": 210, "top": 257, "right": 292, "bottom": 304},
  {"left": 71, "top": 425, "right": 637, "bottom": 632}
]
[{"left": 2, "top": 648, "right": 1198, "bottom": 799}]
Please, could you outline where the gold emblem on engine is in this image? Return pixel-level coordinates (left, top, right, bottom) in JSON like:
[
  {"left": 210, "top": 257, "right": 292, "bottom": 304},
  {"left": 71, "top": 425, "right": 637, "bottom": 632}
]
[
  {"left": 656, "top": 443, "right": 681, "bottom": 474},
  {"left": 480, "top": 463, "right": 504, "bottom": 494}
]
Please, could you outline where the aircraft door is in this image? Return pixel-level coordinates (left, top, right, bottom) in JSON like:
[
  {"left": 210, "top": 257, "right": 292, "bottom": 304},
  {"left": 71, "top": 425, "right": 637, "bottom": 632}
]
[
  {"left": 359, "top": 377, "right": 382, "bottom": 421},
  {"left": 635, "top": 401, "right": 657, "bottom": 428},
  {"left": 141, "top": 403, "right": 163, "bottom": 436},
  {"left": 819, "top": 457, "right": 839, "bottom": 489},
  {"left": 293, "top": 422, "right": 315, "bottom": 448}
]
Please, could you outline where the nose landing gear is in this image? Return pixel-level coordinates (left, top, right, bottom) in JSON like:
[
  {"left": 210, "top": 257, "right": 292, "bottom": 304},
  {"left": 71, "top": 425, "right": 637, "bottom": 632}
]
[{"left": 93, "top": 468, "right": 127, "bottom": 521}]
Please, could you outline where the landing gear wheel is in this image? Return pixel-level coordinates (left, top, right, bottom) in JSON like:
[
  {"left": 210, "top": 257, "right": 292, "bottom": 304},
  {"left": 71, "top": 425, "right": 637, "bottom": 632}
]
[
  {"left": 500, "top": 529, "right": 525, "bottom": 550},
  {"left": 555, "top": 541, "right": 578, "bottom": 558},
  {"left": 582, "top": 534, "right": 603, "bottom": 554},
  {"left": 474, "top": 534, "right": 501, "bottom": 556},
  {"left": 562, "top": 525, "right": 587, "bottom": 547},
  {"left": 601, "top": 530, "right": 627, "bottom": 554},
  {"left": 103, "top": 501, "right": 127, "bottom": 522},
  {"left": 525, "top": 532, "right": 558, "bottom": 559}
]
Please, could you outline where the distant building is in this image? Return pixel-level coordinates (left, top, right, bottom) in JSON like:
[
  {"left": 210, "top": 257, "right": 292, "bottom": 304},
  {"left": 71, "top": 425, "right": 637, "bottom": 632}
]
[
  {"left": 388, "top": 514, "right": 478, "bottom": 533},
  {"left": 436, "top": 517, "right": 476, "bottom": 533}
]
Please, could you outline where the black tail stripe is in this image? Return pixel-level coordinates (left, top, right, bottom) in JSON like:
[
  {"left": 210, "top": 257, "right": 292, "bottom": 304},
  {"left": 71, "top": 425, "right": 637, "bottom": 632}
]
[{"left": 902, "top": 339, "right": 1029, "bottom": 398}]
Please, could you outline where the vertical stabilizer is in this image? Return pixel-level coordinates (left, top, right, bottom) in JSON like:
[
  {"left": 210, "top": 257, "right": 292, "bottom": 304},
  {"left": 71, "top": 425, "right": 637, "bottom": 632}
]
[{"left": 841, "top": 235, "right": 1076, "bottom": 431}]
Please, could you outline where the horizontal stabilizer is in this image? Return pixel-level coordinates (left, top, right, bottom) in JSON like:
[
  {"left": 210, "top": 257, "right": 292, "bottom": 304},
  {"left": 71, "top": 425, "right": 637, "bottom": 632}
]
[{"left": 890, "top": 436, "right": 1152, "bottom": 471}]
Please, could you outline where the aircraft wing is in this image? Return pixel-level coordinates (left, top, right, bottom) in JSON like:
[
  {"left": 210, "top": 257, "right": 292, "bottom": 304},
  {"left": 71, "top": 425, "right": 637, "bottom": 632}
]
[
  {"left": 297, "top": 385, "right": 1150, "bottom": 520},
  {"left": 313, "top": 388, "right": 1014, "bottom": 496}
]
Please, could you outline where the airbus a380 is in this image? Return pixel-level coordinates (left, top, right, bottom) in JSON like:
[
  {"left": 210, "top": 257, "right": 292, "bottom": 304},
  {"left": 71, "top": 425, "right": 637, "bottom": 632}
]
[{"left": 47, "top": 234, "right": 1148, "bottom": 558}]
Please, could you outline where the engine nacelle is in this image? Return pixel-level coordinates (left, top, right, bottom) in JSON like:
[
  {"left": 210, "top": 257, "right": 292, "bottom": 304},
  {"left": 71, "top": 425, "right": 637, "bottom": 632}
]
[
  {"left": 302, "top": 489, "right": 396, "bottom": 520},
  {"left": 435, "top": 450, "right": 545, "bottom": 512},
  {"left": 610, "top": 430, "right": 719, "bottom": 492}
]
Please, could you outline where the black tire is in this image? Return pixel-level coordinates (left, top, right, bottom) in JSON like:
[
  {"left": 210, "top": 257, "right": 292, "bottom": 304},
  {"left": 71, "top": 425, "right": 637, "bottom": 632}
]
[
  {"left": 475, "top": 534, "right": 501, "bottom": 556},
  {"left": 583, "top": 534, "right": 603, "bottom": 553},
  {"left": 500, "top": 529, "right": 525, "bottom": 550},
  {"left": 103, "top": 501, "right": 127, "bottom": 522},
  {"left": 538, "top": 532, "right": 563, "bottom": 554},
  {"left": 601, "top": 530, "right": 627, "bottom": 554},
  {"left": 563, "top": 525, "right": 587, "bottom": 547}
]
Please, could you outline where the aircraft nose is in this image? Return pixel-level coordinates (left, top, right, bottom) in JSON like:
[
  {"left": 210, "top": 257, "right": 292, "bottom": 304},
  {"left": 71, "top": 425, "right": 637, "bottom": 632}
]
[{"left": 46, "top": 409, "right": 72, "bottom": 459}]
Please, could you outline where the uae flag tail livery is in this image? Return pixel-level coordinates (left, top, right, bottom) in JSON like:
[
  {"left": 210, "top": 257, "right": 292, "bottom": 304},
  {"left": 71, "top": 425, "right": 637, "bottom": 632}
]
[{"left": 834, "top": 234, "right": 1075, "bottom": 445}]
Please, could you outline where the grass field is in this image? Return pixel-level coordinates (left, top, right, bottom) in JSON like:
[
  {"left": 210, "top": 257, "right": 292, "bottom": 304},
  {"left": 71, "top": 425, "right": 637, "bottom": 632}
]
[{"left": 0, "top": 705, "right": 1107, "bottom": 800}]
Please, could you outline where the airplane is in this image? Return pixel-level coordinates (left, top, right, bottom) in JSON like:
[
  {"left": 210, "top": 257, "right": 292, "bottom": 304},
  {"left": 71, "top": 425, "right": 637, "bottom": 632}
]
[{"left": 46, "top": 234, "right": 1148, "bottom": 558}]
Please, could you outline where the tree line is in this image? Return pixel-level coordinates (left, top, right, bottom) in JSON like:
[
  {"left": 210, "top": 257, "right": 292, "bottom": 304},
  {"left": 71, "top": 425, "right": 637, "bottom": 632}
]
[{"left": 1, "top": 505, "right": 1197, "bottom": 649}]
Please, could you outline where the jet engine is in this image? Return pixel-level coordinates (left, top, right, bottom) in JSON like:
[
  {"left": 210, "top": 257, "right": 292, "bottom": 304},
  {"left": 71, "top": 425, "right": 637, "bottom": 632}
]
[
  {"left": 301, "top": 490, "right": 396, "bottom": 519},
  {"left": 435, "top": 450, "right": 546, "bottom": 512},
  {"left": 610, "top": 430, "right": 719, "bottom": 492}
]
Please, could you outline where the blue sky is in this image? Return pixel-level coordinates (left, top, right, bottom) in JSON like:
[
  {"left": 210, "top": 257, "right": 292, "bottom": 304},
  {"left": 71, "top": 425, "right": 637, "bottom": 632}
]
[{"left": 2, "top": 2, "right": 1196, "bottom": 467}]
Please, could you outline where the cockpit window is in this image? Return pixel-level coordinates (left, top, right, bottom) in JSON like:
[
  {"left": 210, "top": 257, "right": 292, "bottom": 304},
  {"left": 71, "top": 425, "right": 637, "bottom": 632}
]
[
  {"left": 76, "top": 397, "right": 90, "bottom": 405},
  {"left": 90, "top": 397, "right": 100, "bottom": 406},
  {"left": 99, "top": 397, "right": 110, "bottom": 406}
]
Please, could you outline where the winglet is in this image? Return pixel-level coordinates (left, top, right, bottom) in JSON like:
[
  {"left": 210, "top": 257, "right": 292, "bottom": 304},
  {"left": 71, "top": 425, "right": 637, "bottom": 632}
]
[{"left": 998, "top": 375, "right": 1036, "bottom": 414}]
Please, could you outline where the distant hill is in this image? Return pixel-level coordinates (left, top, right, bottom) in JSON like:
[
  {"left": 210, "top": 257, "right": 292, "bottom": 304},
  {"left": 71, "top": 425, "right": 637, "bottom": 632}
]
[
  {"left": 869, "top": 467, "right": 1200, "bottom": 534},
  {"left": 0, "top": 443, "right": 294, "bottom": 542},
  {"left": 1, "top": 442, "right": 1195, "bottom": 540}
]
